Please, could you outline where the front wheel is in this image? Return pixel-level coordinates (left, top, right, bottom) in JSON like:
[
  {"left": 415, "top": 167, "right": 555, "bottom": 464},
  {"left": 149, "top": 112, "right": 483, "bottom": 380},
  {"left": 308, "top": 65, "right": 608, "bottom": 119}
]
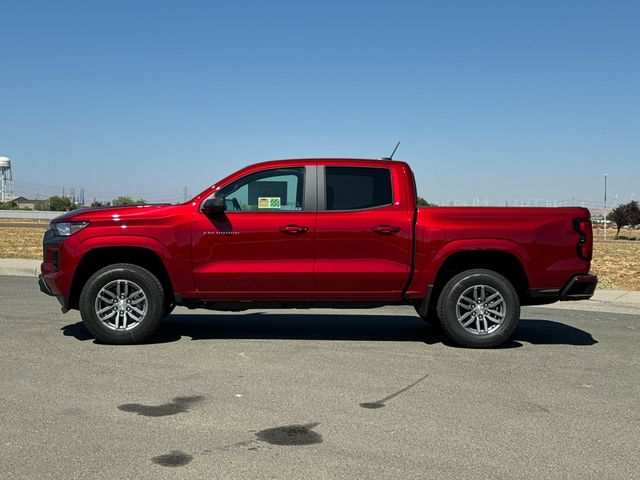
[
  {"left": 436, "top": 269, "right": 520, "bottom": 348},
  {"left": 79, "top": 263, "right": 165, "bottom": 344}
]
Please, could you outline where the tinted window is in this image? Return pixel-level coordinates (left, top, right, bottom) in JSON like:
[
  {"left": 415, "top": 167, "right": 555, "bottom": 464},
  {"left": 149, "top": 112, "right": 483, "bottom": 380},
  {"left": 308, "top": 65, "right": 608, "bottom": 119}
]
[
  {"left": 325, "top": 167, "right": 392, "bottom": 210},
  {"left": 216, "top": 167, "right": 305, "bottom": 212}
]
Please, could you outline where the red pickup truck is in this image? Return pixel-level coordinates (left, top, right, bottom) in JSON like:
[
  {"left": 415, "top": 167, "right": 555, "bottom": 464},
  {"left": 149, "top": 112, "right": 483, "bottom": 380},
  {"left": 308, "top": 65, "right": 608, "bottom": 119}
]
[{"left": 40, "top": 159, "right": 597, "bottom": 347}]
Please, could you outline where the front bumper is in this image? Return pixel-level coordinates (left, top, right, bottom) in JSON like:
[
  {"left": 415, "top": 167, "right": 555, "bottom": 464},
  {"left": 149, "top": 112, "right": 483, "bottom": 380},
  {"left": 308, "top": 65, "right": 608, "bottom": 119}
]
[
  {"left": 39, "top": 274, "right": 70, "bottom": 313},
  {"left": 38, "top": 275, "right": 53, "bottom": 296},
  {"left": 40, "top": 228, "right": 74, "bottom": 313}
]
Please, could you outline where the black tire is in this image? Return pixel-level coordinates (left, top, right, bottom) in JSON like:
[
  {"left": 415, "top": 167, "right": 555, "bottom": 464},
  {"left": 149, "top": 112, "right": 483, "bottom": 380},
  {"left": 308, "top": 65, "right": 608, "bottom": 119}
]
[
  {"left": 436, "top": 269, "right": 520, "bottom": 348},
  {"left": 79, "top": 263, "right": 165, "bottom": 344}
]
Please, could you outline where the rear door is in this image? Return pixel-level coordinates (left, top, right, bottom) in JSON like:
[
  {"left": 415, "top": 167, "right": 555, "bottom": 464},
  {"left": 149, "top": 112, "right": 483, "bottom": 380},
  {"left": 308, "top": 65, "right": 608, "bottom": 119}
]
[
  {"left": 192, "top": 165, "right": 317, "bottom": 300},
  {"left": 313, "top": 164, "right": 413, "bottom": 300}
]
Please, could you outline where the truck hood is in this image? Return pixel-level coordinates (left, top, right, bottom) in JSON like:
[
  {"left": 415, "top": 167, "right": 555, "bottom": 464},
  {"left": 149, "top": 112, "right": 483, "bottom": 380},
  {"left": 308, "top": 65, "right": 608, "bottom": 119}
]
[{"left": 50, "top": 204, "right": 181, "bottom": 223}]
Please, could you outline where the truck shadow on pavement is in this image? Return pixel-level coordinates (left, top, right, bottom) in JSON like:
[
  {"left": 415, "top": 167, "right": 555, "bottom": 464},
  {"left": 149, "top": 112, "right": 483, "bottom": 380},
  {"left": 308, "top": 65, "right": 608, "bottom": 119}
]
[{"left": 62, "top": 313, "right": 597, "bottom": 347}]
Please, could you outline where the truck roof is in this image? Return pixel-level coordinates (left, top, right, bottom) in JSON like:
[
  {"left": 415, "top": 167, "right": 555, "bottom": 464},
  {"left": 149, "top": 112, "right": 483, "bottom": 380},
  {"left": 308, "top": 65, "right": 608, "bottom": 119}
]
[{"left": 243, "top": 158, "right": 408, "bottom": 169}]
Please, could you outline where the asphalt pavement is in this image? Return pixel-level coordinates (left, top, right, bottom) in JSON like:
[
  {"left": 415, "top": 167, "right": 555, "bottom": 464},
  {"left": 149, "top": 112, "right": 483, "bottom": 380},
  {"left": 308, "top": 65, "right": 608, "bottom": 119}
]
[{"left": 1, "top": 275, "right": 638, "bottom": 480}]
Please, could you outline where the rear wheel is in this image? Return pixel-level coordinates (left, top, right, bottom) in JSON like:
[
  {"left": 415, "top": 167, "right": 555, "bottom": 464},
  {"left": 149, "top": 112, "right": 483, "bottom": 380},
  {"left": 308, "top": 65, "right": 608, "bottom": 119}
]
[
  {"left": 436, "top": 269, "right": 520, "bottom": 348},
  {"left": 79, "top": 263, "right": 165, "bottom": 344}
]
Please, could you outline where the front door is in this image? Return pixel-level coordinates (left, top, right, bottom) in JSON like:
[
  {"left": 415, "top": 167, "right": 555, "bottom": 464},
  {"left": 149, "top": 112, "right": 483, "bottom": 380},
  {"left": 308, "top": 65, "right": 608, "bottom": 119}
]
[{"left": 192, "top": 165, "right": 316, "bottom": 300}]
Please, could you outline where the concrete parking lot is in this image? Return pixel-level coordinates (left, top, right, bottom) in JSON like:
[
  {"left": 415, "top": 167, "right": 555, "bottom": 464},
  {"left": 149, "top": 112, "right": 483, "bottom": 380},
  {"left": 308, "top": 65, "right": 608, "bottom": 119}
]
[{"left": 1, "top": 275, "right": 638, "bottom": 479}]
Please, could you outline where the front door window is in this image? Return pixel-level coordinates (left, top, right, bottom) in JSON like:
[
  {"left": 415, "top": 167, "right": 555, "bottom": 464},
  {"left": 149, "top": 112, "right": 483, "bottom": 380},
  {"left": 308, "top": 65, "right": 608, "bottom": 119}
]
[{"left": 216, "top": 167, "right": 305, "bottom": 212}]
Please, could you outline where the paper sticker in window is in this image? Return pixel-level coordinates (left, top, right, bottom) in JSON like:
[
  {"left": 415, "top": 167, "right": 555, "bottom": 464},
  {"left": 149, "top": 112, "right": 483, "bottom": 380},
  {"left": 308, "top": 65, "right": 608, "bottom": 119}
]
[{"left": 258, "top": 197, "right": 281, "bottom": 209}]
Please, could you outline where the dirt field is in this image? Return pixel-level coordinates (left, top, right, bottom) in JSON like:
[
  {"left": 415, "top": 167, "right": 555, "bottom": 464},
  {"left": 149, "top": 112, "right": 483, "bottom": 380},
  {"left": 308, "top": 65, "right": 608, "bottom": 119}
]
[
  {"left": 0, "top": 224, "right": 48, "bottom": 260},
  {"left": 591, "top": 240, "right": 640, "bottom": 291},
  {"left": 1, "top": 221, "right": 638, "bottom": 291}
]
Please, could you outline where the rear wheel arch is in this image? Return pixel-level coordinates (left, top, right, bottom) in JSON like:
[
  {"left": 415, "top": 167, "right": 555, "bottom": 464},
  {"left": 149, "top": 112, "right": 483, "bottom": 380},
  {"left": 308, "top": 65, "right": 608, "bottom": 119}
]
[
  {"left": 416, "top": 249, "right": 529, "bottom": 323},
  {"left": 69, "top": 246, "right": 174, "bottom": 310},
  {"left": 431, "top": 250, "right": 529, "bottom": 302}
]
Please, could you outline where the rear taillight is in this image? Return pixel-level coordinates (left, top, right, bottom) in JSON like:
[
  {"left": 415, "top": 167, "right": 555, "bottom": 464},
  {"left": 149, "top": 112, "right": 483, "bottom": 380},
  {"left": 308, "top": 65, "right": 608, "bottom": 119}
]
[{"left": 574, "top": 218, "right": 593, "bottom": 261}]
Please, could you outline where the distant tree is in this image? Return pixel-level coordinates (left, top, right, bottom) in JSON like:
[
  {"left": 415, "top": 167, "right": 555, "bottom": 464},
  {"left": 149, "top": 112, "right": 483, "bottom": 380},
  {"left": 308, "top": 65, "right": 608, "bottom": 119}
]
[
  {"left": 91, "top": 200, "right": 111, "bottom": 208},
  {"left": 111, "top": 196, "right": 146, "bottom": 206},
  {"left": 607, "top": 200, "right": 640, "bottom": 238},
  {"left": 0, "top": 200, "right": 18, "bottom": 210},
  {"left": 35, "top": 201, "right": 49, "bottom": 211},
  {"left": 417, "top": 196, "right": 437, "bottom": 207},
  {"left": 48, "top": 195, "right": 75, "bottom": 212},
  {"left": 111, "top": 196, "right": 136, "bottom": 206}
]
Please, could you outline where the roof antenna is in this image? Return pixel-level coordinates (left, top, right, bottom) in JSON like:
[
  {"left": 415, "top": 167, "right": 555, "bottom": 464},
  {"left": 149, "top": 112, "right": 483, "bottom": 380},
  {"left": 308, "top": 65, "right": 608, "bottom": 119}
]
[{"left": 380, "top": 141, "right": 400, "bottom": 160}]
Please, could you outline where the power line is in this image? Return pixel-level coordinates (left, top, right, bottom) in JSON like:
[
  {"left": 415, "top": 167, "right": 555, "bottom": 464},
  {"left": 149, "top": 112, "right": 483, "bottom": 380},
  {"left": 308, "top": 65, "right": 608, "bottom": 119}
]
[{"left": 13, "top": 180, "right": 186, "bottom": 197}]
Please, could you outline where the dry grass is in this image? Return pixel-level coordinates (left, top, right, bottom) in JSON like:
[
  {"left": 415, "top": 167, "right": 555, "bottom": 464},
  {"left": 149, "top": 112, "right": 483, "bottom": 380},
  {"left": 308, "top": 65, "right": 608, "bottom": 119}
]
[
  {"left": 1, "top": 222, "right": 639, "bottom": 290},
  {"left": 592, "top": 225, "right": 639, "bottom": 242},
  {"left": 0, "top": 225, "right": 47, "bottom": 259},
  {"left": 591, "top": 240, "right": 640, "bottom": 291}
]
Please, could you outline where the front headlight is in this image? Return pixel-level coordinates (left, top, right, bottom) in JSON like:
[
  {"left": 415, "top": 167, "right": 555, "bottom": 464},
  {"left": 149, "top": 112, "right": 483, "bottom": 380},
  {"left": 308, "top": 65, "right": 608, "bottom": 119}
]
[{"left": 50, "top": 221, "right": 90, "bottom": 236}]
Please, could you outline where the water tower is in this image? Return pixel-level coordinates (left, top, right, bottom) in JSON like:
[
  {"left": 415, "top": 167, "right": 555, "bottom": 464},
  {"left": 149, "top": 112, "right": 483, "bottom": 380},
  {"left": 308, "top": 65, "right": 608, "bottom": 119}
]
[{"left": 0, "top": 156, "right": 13, "bottom": 202}]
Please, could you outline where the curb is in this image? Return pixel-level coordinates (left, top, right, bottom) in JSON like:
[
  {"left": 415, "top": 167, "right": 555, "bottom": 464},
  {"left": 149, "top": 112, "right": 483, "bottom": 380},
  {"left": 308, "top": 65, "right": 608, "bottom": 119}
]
[
  {"left": 0, "top": 259, "right": 41, "bottom": 278},
  {"left": 0, "top": 267, "right": 40, "bottom": 277},
  {"left": 533, "top": 299, "right": 640, "bottom": 314}
]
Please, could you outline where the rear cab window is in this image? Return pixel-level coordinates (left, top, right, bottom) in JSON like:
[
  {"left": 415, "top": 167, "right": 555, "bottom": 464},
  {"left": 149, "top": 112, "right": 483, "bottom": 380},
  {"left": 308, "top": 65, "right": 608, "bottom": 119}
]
[{"left": 325, "top": 166, "right": 393, "bottom": 211}]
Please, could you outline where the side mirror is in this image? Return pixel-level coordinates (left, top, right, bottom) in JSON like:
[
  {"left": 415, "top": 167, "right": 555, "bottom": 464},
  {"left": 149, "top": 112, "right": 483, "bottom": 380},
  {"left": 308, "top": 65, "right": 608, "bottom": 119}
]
[{"left": 202, "top": 197, "right": 226, "bottom": 215}]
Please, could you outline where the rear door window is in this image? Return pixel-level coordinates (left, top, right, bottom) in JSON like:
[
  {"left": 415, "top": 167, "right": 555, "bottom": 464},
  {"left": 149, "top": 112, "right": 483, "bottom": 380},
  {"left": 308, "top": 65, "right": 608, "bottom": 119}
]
[{"left": 325, "top": 167, "right": 392, "bottom": 211}]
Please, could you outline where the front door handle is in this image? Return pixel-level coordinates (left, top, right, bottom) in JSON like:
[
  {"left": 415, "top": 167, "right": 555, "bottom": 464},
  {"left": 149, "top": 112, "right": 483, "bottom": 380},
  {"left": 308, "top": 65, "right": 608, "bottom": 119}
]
[
  {"left": 279, "top": 225, "right": 309, "bottom": 235},
  {"left": 372, "top": 225, "right": 401, "bottom": 235}
]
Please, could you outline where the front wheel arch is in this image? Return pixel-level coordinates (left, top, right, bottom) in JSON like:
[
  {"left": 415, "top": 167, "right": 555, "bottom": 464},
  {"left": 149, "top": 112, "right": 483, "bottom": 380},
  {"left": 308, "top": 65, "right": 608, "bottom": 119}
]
[{"left": 69, "top": 246, "right": 174, "bottom": 311}]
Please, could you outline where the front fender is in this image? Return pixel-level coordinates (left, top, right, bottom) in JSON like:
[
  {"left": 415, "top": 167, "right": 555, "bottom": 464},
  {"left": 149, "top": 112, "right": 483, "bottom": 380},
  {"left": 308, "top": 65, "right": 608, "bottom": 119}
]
[
  {"left": 68, "top": 234, "right": 195, "bottom": 296},
  {"left": 76, "top": 235, "right": 173, "bottom": 262}
]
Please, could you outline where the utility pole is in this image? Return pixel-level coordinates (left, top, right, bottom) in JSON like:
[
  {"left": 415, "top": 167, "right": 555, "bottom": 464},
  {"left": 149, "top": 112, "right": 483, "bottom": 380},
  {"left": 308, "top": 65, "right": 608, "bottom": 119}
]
[
  {"left": 183, "top": 186, "right": 188, "bottom": 202},
  {"left": 603, "top": 174, "right": 608, "bottom": 241}
]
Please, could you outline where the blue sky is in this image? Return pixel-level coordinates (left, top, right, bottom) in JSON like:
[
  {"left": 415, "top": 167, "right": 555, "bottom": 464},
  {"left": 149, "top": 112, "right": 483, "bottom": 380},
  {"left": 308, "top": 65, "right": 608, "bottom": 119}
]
[{"left": 1, "top": 0, "right": 638, "bottom": 205}]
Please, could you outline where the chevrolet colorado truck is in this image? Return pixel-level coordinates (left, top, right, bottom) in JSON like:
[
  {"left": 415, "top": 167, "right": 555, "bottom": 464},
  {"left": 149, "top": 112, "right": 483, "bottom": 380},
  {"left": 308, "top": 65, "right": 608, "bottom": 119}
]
[{"left": 39, "top": 159, "right": 597, "bottom": 347}]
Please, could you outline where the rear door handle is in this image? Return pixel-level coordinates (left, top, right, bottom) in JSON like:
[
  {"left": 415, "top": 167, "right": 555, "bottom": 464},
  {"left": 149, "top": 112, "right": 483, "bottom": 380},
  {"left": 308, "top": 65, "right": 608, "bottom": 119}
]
[
  {"left": 372, "top": 225, "right": 401, "bottom": 235},
  {"left": 279, "top": 225, "right": 309, "bottom": 235}
]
